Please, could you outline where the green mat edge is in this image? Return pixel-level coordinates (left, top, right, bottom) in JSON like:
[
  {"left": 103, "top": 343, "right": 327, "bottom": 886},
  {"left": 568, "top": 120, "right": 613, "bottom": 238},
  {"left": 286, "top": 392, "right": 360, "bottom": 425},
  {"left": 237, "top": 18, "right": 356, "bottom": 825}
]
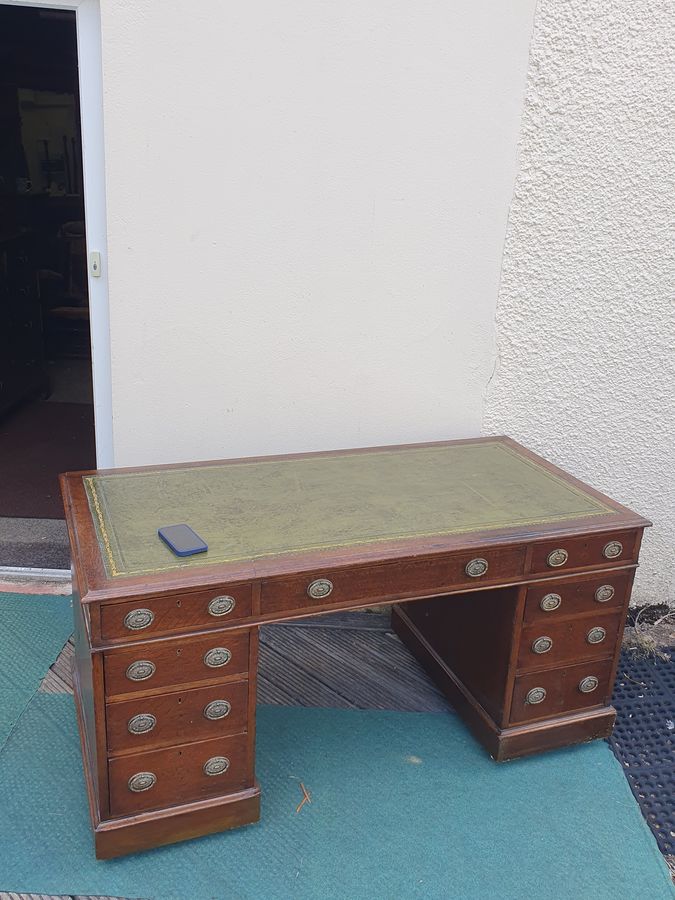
[
  {"left": 0, "top": 591, "right": 73, "bottom": 753},
  {"left": 0, "top": 693, "right": 672, "bottom": 900}
]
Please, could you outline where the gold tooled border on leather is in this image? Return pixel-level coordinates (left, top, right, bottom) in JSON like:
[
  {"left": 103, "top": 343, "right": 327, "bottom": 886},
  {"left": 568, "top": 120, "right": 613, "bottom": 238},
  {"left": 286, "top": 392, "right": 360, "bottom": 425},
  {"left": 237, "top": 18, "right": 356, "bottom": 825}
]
[{"left": 84, "top": 443, "right": 614, "bottom": 578}]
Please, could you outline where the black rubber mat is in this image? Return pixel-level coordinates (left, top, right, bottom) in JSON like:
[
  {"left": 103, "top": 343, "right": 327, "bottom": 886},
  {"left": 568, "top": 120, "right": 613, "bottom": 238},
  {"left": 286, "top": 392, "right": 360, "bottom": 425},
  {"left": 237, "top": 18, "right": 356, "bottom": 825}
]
[{"left": 609, "top": 648, "right": 675, "bottom": 857}]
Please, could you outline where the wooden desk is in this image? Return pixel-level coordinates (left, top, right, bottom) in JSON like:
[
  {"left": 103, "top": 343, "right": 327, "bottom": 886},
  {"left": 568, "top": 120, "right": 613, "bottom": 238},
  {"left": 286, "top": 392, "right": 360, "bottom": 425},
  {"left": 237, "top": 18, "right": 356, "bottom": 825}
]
[{"left": 60, "top": 437, "right": 650, "bottom": 858}]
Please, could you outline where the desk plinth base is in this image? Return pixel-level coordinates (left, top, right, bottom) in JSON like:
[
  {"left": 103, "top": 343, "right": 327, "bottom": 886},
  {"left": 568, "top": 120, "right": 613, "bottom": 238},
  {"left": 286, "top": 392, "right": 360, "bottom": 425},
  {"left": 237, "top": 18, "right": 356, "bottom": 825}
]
[
  {"left": 93, "top": 786, "right": 261, "bottom": 860},
  {"left": 392, "top": 604, "right": 616, "bottom": 762}
]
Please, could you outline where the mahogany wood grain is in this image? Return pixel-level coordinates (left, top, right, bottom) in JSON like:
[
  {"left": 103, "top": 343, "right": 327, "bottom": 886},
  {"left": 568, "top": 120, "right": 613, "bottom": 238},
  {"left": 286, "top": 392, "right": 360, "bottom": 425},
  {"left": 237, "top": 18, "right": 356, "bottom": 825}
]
[
  {"left": 261, "top": 547, "right": 526, "bottom": 617},
  {"left": 103, "top": 630, "right": 250, "bottom": 699},
  {"left": 245, "top": 622, "right": 259, "bottom": 790},
  {"left": 516, "top": 612, "right": 620, "bottom": 673},
  {"left": 523, "top": 570, "right": 632, "bottom": 624},
  {"left": 106, "top": 679, "right": 249, "bottom": 755},
  {"left": 73, "top": 669, "right": 104, "bottom": 832},
  {"left": 528, "top": 530, "right": 639, "bottom": 575},
  {"left": 501, "top": 583, "right": 529, "bottom": 727},
  {"left": 84, "top": 562, "right": 642, "bottom": 638},
  {"left": 100, "top": 584, "right": 253, "bottom": 643},
  {"left": 510, "top": 658, "right": 614, "bottom": 725},
  {"left": 605, "top": 561, "right": 639, "bottom": 709},
  {"left": 72, "top": 577, "right": 110, "bottom": 818},
  {"left": 94, "top": 786, "right": 260, "bottom": 859},
  {"left": 495, "top": 707, "right": 616, "bottom": 760},
  {"left": 392, "top": 604, "right": 617, "bottom": 760},
  {"left": 396, "top": 587, "right": 519, "bottom": 725},
  {"left": 391, "top": 603, "right": 501, "bottom": 751},
  {"left": 60, "top": 436, "right": 651, "bottom": 856},
  {"left": 108, "top": 731, "right": 252, "bottom": 817}
]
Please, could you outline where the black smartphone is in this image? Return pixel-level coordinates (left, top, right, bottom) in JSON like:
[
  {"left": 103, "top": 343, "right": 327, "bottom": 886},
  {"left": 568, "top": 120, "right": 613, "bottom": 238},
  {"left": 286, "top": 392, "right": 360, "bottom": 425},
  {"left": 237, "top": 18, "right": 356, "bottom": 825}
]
[{"left": 157, "top": 524, "right": 208, "bottom": 557}]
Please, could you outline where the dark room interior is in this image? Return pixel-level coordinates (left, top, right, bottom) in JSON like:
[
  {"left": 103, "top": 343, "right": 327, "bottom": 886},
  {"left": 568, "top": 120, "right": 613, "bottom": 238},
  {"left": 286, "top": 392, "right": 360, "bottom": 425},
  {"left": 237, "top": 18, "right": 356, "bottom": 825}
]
[{"left": 0, "top": 6, "right": 95, "bottom": 568}]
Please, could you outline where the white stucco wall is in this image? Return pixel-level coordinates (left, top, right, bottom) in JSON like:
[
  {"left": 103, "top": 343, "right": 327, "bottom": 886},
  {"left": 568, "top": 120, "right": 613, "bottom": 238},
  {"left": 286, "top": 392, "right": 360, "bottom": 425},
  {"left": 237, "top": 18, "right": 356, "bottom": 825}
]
[
  {"left": 98, "top": 0, "right": 536, "bottom": 466},
  {"left": 483, "top": 0, "right": 675, "bottom": 606}
]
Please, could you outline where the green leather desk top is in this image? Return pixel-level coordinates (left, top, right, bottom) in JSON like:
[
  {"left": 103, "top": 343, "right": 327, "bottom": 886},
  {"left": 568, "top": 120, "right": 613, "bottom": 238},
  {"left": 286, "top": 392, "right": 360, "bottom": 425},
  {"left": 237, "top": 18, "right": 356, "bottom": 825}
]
[{"left": 83, "top": 440, "right": 616, "bottom": 579}]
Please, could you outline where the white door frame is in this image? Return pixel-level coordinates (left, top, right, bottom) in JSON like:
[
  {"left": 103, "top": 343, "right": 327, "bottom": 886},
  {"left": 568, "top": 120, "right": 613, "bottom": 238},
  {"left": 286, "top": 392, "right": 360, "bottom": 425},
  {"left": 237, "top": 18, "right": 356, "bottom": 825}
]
[{"left": 2, "top": 0, "right": 113, "bottom": 466}]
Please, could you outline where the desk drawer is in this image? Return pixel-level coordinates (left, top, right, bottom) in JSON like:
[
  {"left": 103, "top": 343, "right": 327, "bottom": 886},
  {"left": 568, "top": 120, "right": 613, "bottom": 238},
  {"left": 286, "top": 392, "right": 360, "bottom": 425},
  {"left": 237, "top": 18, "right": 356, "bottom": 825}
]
[
  {"left": 103, "top": 630, "right": 250, "bottom": 699},
  {"left": 510, "top": 658, "right": 614, "bottom": 725},
  {"left": 529, "top": 531, "right": 638, "bottom": 575},
  {"left": 517, "top": 613, "right": 621, "bottom": 673},
  {"left": 108, "top": 732, "right": 252, "bottom": 817},
  {"left": 260, "top": 547, "right": 526, "bottom": 616},
  {"left": 524, "top": 571, "right": 632, "bottom": 624},
  {"left": 100, "top": 584, "right": 253, "bottom": 642},
  {"left": 106, "top": 679, "right": 249, "bottom": 754}
]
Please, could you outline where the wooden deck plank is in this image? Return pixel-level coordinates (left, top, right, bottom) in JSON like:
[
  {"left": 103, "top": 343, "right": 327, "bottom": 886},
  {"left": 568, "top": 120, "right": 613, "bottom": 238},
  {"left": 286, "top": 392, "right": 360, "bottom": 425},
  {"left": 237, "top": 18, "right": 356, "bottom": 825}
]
[
  {"left": 36, "top": 613, "right": 450, "bottom": 711},
  {"left": 277, "top": 609, "right": 393, "bottom": 630},
  {"left": 36, "top": 616, "right": 449, "bottom": 711},
  {"left": 260, "top": 625, "right": 450, "bottom": 712},
  {"left": 40, "top": 612, "right": 448, "bottom": 711},
  {"left": 258, "top": 639, "right": 358, "bottom": 707},
  {"left": 38, "top": 638, "right": 73, "bottom": 694},
  {"left": 38, "top": 669, "right": 72, "bottom": 694}
]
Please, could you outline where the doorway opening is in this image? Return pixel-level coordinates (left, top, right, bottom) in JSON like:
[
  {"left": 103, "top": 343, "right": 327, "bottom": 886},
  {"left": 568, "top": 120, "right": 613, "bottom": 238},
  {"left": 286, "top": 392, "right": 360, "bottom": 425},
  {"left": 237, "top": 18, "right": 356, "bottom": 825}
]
[{"left": 0, "top": 5, "right": 96, "bottom": 569}]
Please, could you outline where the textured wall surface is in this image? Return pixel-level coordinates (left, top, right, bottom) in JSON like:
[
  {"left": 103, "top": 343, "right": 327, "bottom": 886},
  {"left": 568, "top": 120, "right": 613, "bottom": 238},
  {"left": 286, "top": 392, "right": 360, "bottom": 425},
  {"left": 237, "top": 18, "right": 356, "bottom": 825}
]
[
  {"left": 484, "top": 0, "right": 675, "bottom": 605},
  {"left": 98, "top": 0, "right": 535, "bottom": 466}
]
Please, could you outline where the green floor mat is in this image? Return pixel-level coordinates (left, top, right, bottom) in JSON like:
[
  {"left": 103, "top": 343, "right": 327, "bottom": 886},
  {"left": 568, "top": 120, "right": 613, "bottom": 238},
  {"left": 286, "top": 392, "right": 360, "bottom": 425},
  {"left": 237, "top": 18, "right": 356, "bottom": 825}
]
[
  {"left": 0, "top": 695, "right": 672, "bottom": 900},
  {"left": 0, "top": 592, "right": 72, "bottom": 749}
]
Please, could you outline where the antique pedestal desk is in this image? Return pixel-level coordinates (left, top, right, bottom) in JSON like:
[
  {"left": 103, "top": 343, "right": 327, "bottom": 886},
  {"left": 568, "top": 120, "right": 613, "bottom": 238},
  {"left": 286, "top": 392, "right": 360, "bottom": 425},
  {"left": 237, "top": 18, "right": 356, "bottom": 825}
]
[{"left": 60, "top": 437, "right": 650, "bottom": 858}]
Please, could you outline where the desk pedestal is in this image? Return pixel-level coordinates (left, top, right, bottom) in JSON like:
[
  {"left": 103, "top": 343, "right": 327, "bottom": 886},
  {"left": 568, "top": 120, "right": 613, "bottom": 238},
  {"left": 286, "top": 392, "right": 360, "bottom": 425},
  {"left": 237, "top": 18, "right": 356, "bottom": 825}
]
[{"left": 392, "top": 582, "right": 622, "bottom": 761}]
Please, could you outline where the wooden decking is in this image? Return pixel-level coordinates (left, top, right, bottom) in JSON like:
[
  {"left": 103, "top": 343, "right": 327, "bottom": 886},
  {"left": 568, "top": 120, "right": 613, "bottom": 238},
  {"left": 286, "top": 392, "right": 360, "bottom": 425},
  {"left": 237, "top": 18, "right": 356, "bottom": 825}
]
[{"left": 39, "top": 609, "right": 451, "bottom": 712}]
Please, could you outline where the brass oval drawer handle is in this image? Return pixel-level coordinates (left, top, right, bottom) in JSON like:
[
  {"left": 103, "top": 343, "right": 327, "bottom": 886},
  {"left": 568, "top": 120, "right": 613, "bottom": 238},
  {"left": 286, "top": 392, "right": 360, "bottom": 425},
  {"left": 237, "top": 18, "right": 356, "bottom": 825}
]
[
  {"left": 203, "top": 755, "right": 230, "bottom": 776},
  {"left": 128, "top": 771, "right": 156, "bottom": 792},
  {"left": 124, "top": 608, "right": 154, "bottom": 631},
  {"left": 579, "top": 675, "right": 599, "bottom": 693},
  {"left": 540, "top": 593, "right": 562, "bottom": 612},
  {"left": 595, "top": 585, "right": 615, "bottom": 603},
  {"left": 125, "top": 660, "right": 156, "bottom": 682},
  {"left": 587, "top": 626, "right": 607, "bottom": 645},
  {"left": 546, "top": 548, "right": 568, "bottom": 568},
  {"left": 532, "top": 636, "right": 553, "bottom": 654},
  {"left": 127, "top": 713, "right": 157, "bottom": 735},
  {"left": 603, "top": 541, "right": 623, "bottom": 560},
  {"left": 208, "top": 595, "right": 236, "bottom": 617},
  {"left": 465, "top": 558, "right": 488, "bottom": 578},
  {"left": 204, "top": 699, "right": 231, "bottom": 720},
  {"left": 526, "top": 687, "right": 547, "bottom": 705},
  {"left": 204, "top": 647, "right": 232, "bottom": 668},
  {"left": 307, "top": 578, "right": 333, "bottom": 600}
]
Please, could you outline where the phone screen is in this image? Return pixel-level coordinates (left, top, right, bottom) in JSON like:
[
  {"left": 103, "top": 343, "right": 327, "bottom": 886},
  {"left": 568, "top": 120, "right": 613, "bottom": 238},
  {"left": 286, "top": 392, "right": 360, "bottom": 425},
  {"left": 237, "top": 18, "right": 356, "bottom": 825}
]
[{"left": 158, "top": 524, "right": 208, "bottom": 556}]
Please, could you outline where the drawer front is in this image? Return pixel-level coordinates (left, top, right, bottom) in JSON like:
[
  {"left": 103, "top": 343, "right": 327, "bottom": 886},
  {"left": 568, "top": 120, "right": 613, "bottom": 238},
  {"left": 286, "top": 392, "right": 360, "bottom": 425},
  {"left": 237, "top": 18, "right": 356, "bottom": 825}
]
[
  {"left": 517, "top": 613, "right": 620, "bottom": 673},
  {"left": 524, "top": 571, "right": 632, "bottom": 624},
  {"left": 100, "top": 584, "right": 253, "bottom": 642},
  {"left": 261, "top": 547, "right": 526, "bottom": 616},
  {"left": 103, "top": 630, "right": 250, "bottom": 698},
  {"left": 510, "top": 658, "right": 614, "bottom": 725},
  {"left": 106, "top": 679, "right": 249, "bottom": 754},
  {"left": 108, "top": 732, "right": 252, "bottom": 816},
  {"left": 529, "top": 531, "right": 638, "bottom": 575}
]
